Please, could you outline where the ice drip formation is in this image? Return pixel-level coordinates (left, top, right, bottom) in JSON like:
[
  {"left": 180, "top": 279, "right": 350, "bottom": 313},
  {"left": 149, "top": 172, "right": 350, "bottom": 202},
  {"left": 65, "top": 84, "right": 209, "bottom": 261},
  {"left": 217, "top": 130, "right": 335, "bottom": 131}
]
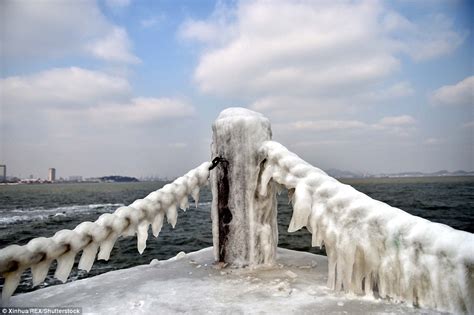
[{"left": 1, "top": 108, "right": 473, "bottom": 314}]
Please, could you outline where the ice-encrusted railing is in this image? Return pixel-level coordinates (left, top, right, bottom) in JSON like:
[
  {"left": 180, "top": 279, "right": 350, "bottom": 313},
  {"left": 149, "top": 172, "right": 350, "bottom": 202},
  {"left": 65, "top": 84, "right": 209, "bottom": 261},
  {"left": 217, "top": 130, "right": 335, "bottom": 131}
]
[
  {"left": 0, "top": 162, "right": 210, "bottom": 302},
  {"left": 258, "top": 140, "right": 474, "bottom": 314}
]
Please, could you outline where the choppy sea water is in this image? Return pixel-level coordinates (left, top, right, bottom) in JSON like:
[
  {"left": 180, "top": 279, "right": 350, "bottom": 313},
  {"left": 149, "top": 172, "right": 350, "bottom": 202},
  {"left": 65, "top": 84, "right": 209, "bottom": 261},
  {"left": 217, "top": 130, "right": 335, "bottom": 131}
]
[{"left": 0, "top": 176, "right": 473, "bottom": 294}]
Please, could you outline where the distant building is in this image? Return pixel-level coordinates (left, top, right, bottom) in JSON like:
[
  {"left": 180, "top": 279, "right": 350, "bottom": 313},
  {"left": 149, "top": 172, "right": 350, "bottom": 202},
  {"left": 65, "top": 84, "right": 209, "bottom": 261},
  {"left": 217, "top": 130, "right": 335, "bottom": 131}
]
[
  {"left": 0, "top": 165, "right": 6, "bottom": 182},
  {"left": 68, "top": 175, "right": 83, "bottom": 182},
  {"left": 48, "top": 168, "right": 56, "bottom": 182}
]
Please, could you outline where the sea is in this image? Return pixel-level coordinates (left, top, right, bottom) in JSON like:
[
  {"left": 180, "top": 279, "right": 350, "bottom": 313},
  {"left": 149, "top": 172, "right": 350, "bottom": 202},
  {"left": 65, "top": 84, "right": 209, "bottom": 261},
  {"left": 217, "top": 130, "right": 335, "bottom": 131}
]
[{"left": 0, "top": 176, "right": 473, "bottom": 295}]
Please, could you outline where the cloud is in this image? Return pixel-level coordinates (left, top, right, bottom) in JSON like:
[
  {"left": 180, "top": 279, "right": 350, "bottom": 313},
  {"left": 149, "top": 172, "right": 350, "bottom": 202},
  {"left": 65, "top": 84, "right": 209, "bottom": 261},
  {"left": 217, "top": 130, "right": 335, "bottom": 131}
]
[
  {"left": 179, "top": 2, "right": 235, "bottom": 44},
  {"left": 140, "top": 16, "right": 163, "bottom": 29},
  {"left": 424, "top": 138, "right": 444, "bottom": 145},
  {"left": 1, "top": 65, "right": 198, "bottom": 178},
  {"left": 279, "top": 115, "right": 416, "bottom": 133},
  {"left": 1, "top": 67, "right": 195, "bottom": 126},
  {"left": 287, "top": 120, "right": 368, "bottom": 132},
  {"left": 86, "top": 98, "right": 195, "bottom": 125},
  {"left": 431, "top": 76, "right": 474, "bottom": 107},
  {"left": 105, "top": 0, "right": 131, "bottom": 9},
  {"left": 1, "top": 0, "right": 138, "bottom": 64},
  {"left": 376, "top": 115, "right": 416, "bottom": 127},
  {"left": 382, "top": 12, "right": 466, "bottom": 61},
  {"left": 180, "top": 20, "right": 222, "bottom": 43},
  {"left": 1, "top": 67, "right": 131, "bottom": 109},
  {"left": 86, "top": 27, "right": 141, "bottom": 64},
  {"left": 183, "top": 0, "right": 463, "bottom": 103},
  {"left": 361, "top": 82, "right": 415, "bottom": 101}
]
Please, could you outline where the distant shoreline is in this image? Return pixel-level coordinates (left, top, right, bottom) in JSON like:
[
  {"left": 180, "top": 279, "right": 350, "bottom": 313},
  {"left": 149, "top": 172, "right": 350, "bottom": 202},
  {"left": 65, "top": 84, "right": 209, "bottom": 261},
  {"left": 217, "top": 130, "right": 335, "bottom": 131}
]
[{"left": 1, "top": 175, "right": 473, "bottom": 186}]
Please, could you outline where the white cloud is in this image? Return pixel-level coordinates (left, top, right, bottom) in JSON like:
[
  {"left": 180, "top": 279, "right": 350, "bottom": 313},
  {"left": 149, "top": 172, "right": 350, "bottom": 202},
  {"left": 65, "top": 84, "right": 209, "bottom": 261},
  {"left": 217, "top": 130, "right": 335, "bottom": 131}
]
[
  {"left": 86, "top": 27, "right": 140, "bottom": 64},
  {"left": 1, "top": 67, "right": 131, "bottom": 109},
  {"left": 86, "top": 98, "right": 195, "bottom": 125},
  {"left": 183, "top": 0, "right": 463, "bottom": 102},
  {"left": 1, "top": 0, "right": 138, "bottom": 64},
  {"left": 431, "top": 76, "right": 474, "bottom": 107},
  {"left": 424, "top": 138, "right": 444, "bottom": 145},
  {"left": 180, "top": 20, "right": 222, "bottom": 43},
  {"left": 288, "top": 120, "right": 368, "bottom": 132},
  {"left": 382, "top": 12, "right": 466, "bottom": 61},
  {"left": 279, "top": 115, "right": 416, "bottom": 133},
  {"left": 105, "top": 0, "right": 131, "bottom": 9},
  {"left": 190, "top": 1, "right": 397, "bottom": 98},
  {"left": 362, "top": 82, "right": 415, "bottom": 101},
  {"left": 377, "top": 115, "right": 416, "bottom": 127},
  {"left": 1, "top": 67, "right": 195, "bottom": 126},
  {"left": 140, "top": 16, "right": 163, "bottom": 29},
  {"left": 179, "top": 2, "right": 235, "bottom": 44}
]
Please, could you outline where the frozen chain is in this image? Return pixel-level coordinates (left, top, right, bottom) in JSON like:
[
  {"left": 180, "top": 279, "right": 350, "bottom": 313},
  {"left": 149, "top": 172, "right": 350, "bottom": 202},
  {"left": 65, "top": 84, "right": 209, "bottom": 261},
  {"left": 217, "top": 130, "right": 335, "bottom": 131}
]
[
  {"left": 0, "top": 162, "right": 211, "bottom": 302},
  {"left": 258, "top": 141, "right": 473, "bottom": 314}
]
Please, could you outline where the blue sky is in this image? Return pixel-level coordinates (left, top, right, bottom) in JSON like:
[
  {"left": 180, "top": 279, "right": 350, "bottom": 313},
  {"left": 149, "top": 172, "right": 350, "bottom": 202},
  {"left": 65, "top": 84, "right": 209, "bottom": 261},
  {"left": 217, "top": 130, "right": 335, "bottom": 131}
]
[{"left": 1, "top": 0, "right": 473, "bottom": 178}]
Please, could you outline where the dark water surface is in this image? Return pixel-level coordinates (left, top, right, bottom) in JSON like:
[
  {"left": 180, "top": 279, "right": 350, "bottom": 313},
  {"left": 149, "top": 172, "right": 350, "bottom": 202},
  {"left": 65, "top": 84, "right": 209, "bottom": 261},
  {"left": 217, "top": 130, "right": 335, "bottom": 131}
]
[{"left": 0, "top": 176, "right": 472, "bottom": 294}]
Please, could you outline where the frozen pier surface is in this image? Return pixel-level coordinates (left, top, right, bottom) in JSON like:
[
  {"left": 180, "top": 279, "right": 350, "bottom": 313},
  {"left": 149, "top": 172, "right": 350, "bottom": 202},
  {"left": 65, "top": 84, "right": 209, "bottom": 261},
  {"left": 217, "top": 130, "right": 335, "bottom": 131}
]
[{"left": 10, "top": 248, "right": 443, "bottom": 314}]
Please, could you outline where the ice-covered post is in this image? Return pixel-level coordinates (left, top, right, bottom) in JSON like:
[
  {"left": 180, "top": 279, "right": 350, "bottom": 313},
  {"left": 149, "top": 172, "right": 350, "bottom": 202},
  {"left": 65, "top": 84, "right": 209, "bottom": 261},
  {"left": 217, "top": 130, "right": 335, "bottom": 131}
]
[{"left": 210, "top": 108, "right": 278, "bottom": 266}]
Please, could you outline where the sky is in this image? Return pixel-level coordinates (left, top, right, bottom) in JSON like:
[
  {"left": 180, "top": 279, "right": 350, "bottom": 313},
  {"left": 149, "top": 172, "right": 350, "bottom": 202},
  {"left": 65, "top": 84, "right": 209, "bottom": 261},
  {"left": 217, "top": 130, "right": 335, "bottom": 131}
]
[{"left": 1, "top": 0, "right": 473, "bottom": 179}]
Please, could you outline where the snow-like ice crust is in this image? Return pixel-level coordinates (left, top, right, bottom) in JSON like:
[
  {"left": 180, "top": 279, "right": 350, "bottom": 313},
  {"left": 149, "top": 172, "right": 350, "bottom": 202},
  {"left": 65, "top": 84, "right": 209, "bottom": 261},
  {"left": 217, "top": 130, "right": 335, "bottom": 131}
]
[
  {"left": 258, "top": 140, "right": 474, "bottom": 314},
  {"left": 0, "top": 162, "right": 210, "bottom": 302},
  {"left": 211, "top": 107, "right": 278, "bottom": 266},
  {"left": 10, "top": 247, "right": 446, "bottom": 315}
]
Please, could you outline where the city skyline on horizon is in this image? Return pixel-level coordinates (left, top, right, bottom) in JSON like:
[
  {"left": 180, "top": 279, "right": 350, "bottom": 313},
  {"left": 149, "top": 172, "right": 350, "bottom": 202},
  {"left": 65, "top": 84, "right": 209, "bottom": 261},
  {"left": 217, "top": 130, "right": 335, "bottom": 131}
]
[
  {"left": 2, "top": 162, "right": 474, "bottom": 181},
  {"left": 1, "top": 0, "right": 473, "bottom": 178}
]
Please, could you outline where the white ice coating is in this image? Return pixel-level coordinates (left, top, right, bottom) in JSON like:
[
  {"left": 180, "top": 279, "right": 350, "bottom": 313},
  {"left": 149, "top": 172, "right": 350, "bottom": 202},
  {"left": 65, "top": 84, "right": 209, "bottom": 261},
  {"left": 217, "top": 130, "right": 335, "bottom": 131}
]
[
  {"left": 258, "top": 140, "right": 474, "bottom": 314},
  {"left": 2, "top": 107, "right": 473, "bottom": 314},
  {"left": 0, "top": 162, "right": 210, "bottom": 302},
  {"left": 211, "top": 108, "right": 278, "bottom": 266}
]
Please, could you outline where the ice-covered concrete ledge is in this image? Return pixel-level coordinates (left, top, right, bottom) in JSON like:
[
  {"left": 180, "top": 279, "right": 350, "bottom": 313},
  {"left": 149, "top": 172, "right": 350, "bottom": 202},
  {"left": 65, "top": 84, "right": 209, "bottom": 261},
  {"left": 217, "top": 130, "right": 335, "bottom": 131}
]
[{"left": 10, "top": 247, "right": 443, "bottom": 314}]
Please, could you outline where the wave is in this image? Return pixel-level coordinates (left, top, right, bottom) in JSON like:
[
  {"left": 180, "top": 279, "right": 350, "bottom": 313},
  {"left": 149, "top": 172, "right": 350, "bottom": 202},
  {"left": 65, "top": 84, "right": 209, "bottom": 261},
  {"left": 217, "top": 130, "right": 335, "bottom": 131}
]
[{"left": 0, "top": 203, "right": 124, "bottom": 225}]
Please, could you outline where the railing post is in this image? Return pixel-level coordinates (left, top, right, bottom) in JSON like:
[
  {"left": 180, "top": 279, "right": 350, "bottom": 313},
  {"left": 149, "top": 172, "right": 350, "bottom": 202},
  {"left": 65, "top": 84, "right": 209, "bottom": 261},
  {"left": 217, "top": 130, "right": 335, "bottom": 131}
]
[{"left": 211, "top": 108, "right": 277, "bottom": 266}]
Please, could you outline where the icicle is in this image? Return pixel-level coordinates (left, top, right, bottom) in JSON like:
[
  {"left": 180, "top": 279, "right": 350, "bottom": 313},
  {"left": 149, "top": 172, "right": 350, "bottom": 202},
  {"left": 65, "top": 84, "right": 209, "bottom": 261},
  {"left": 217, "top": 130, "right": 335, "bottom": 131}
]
[
  {"left": 98, "top": 233, "right": 118, "bottom": 261},
  {"left": 364, "top": 273, "right": 373, "bottom": 296},
  {"left": 31, "top": 259, "right": 52, "bottom": 286},
  {"left": 152, "top": 212, "right": 165, "bottom": 237},
  {"left": 191, "top": 187, "right": 200, "bottom": 208},
  {"left": 136, "top": 222, "right": 149, "bottom": 254},
  {"left": 275, "top": 183, "right": 284, "bottom": 195},
  {"left": 351, "top": 247, "right": 365, "bottom": 294},
  {"left": 287, "top": 188, "right": 295, "bottom": 205},
  {"left": 325, "top": 238, "right": 337, "bottom": 290},
  {"left": 166, "top": 204, "right": 178, "bottom": 228},
  {"left": 339, "top": 244, "right": 356, "bottom": 292},
  {"left": 288, "top": 184, "right": 312, "bottom": 232},
  {"left": 78, "top": 243, "right": 99, "bottom": 272},
  {"left": 258, "top": 163, "right": 273, "bottom": 196},
  {"left": 327, "top": 258, "right": 337, "bottom": 290},
  {"left": 54, "top": 251, "right": 76, "bottom": 283},
  {"left": 24, "top": 238, "right": 53, "bottom": 287},
  {"left": 179, "top": 196, "right": 189, "bottom": 211},
  {"left": 308, "top": 211, "right": 319, "bottom": 247},
  {"left": 2, "top": 270, "right": 23, "bottom": 301}
]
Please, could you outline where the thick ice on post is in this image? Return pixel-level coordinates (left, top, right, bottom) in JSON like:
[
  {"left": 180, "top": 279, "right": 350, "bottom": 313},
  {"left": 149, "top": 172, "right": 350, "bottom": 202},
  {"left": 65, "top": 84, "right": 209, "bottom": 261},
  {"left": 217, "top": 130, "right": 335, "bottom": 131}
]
[
  {"left": 258, "top": 140, "right": 474, "bottom": 314},
  {"left": 211, "top": 108, "right": 278, "bottom": 266}
]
